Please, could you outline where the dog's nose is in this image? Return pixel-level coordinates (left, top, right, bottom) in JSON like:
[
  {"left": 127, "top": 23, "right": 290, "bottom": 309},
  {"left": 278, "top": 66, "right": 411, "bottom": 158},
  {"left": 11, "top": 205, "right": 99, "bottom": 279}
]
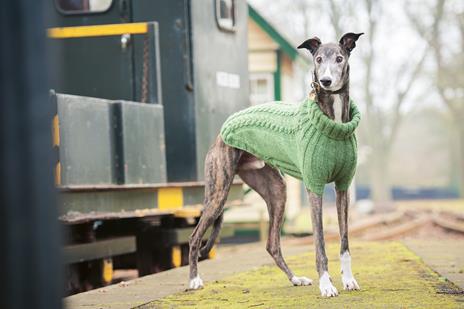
[{"left": 320, "top": 78, "right": 332, "bottom": 87}]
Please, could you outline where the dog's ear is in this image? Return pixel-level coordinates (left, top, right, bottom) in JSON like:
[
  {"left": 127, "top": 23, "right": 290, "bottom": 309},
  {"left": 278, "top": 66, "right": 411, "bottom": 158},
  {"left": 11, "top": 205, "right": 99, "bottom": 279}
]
[
  {"left": 297, "top": 37, "right": 321, "bottom": 56},
  {"left": 339, "top": 32, "right": 364, "bottom": 53}
]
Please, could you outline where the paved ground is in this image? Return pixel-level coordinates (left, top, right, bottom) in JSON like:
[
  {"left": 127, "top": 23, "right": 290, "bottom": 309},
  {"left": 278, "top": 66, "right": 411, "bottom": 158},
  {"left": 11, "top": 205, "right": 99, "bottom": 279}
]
[
  {"left": 404, "top": 239, "right": 464, "bottom": 289},
  {"left": 64, "top": 242, "right": 307, "bottom": 309},
  {"left": 64, "top": 240, "right": 464, "bottom": 309}
]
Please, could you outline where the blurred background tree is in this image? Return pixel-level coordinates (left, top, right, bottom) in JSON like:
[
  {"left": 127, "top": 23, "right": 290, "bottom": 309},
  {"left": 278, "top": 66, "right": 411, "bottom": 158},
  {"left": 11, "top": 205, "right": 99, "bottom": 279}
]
[{"left": 406, "top": 0, "right": 464, "bottom": 197}]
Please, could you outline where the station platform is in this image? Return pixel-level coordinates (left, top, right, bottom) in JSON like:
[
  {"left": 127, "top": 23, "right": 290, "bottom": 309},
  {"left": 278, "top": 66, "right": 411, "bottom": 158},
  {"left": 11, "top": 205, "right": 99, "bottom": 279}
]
[{"left": 64, "top": 240, "right": 464, "bottom": 308}]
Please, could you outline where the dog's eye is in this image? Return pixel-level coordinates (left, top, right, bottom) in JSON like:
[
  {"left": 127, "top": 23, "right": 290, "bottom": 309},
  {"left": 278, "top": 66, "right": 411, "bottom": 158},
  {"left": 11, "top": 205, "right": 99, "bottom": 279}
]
[
  {"left": 316, "top": 56, "right": 322, "bottom": 63},
  {"left": 336, "top": 56, "right": 344, "bottom": 63}
]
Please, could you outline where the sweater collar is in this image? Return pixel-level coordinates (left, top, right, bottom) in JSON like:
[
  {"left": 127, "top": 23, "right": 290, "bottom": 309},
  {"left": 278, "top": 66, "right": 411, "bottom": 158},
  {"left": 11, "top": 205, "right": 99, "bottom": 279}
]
[{"left": 306, "top": 99, "right": 361, "bottom": 140}]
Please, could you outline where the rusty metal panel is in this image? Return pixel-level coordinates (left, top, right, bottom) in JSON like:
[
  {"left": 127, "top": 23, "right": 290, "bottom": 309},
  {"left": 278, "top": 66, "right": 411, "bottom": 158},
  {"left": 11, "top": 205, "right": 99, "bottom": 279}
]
[
  {"left": 191, "top": 0, "right": 250, "bottom": 180},
  {"left": 117, "top": 101, "right": 166, "bottom": 184},
  {"left": 55, "top": 93, "right": 166, "bottom": 186},
  {"left": 132, "top": 0, "right": 250, "bottom": 182},
  {"left": 57, "top": 94, "right": 114, "bottom": 185}
]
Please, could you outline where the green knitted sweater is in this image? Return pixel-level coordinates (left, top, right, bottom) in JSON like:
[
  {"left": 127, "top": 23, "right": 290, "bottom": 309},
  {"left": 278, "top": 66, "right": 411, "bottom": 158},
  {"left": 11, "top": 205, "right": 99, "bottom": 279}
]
[{"left": 220, "top": 99, "right": 361, "bottom": 196}]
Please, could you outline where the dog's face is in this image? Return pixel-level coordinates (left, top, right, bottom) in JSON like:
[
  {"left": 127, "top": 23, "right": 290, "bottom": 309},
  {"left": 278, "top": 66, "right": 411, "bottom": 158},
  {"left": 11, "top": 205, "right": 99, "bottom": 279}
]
[{"left": 298, "top": 33, "right": 364, "bottom": 91}]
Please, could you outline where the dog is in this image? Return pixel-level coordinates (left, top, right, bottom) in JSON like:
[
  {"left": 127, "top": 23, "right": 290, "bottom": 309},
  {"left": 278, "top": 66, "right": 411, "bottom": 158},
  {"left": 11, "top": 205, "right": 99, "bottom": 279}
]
[{"left": 188, "top": 32, "right": 363, "bottom": 298}]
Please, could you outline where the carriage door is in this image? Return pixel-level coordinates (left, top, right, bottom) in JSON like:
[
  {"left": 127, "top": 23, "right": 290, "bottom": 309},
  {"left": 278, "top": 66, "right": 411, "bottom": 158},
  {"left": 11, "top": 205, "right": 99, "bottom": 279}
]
[{"left": 49, "top": 0, "right": 135, "bottom": 101}]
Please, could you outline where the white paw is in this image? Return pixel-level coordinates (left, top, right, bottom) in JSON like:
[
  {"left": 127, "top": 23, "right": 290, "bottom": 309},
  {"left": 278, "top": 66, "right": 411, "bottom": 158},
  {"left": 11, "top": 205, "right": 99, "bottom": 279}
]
[
  {"left": 319, "top": 272, "right": 338, "bottom": 297},
  {"left": 189, "top": 276, "right": 204, "bottom": 290},
  {"left": 291, "top": 275, "right": 313, "bottom": 286},
  {"left": 342, "top": 275, "right": 360, "bottom": 290}
]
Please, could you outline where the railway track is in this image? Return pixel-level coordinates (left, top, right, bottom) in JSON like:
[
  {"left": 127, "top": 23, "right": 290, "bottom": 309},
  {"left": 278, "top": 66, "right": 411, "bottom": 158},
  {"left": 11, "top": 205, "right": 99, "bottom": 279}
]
[{"left": 291, "top": 209, "right": 464, "bottom": 244}]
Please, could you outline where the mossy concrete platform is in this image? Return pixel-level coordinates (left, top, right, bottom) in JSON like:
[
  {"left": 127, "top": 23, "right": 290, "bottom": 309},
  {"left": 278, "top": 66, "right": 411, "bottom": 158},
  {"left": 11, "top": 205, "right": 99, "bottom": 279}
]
[
  {"left": 65, "top": 241, "right": 464, "bottom": 309},
  {"left": 64, "top": 242, "right": 307, "bottom": 309},
  {"left": 404, "top": 239, "right": 464, "bottom": 289}
]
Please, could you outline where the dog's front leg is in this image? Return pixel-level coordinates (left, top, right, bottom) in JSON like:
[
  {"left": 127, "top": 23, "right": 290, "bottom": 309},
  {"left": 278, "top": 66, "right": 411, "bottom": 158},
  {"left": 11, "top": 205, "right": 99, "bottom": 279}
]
[
  {"left": 308, "top": 190, "right": 338, "bottom": 297},
  {"left": 336, "top": 190, "right": 360, "bottom": 291}
]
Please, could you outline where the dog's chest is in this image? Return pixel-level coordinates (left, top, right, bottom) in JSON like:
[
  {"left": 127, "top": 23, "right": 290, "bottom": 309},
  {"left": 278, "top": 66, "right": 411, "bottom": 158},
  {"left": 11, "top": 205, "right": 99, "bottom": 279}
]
[{"left": 332, "top": 94, "right": 343, "bottom": 123}]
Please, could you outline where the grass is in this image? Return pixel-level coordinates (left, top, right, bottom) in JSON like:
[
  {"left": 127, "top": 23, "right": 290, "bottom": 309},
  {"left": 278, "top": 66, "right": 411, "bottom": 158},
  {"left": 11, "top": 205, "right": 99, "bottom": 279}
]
[{"left": 144, "top": 241, "right": 463, "bottom": 308}]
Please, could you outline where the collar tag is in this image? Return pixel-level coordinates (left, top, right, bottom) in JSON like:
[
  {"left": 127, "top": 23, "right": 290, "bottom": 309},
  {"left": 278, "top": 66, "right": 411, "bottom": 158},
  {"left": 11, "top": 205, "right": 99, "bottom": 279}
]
[
  {"left": 309, "top": 90, "right": 317, "bottom": 101},
  {"left": 309, "top": 81, "right": 320, "bottom": 102}
]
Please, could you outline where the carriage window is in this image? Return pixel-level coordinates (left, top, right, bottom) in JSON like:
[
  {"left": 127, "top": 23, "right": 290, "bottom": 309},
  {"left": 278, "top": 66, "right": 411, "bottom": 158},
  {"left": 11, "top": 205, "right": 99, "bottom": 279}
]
[
  {"left": 250, "top": 73, "right": 274, "bottom": 105},
  {"left": 216, "top": 0, "right": 236, "bottom": 31},
  {"left": 56, "top": 0, "right": 112, "bottom": 14}
]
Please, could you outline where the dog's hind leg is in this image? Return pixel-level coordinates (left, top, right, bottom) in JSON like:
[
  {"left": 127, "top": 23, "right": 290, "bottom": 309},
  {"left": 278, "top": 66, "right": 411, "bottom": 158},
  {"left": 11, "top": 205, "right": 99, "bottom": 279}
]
[
  {"left": 336, "top": 190, "right": 360, "bottom": 291},
  {"left": 188, "top": 137, "right": 241, "bottom": 290},
  {"left": 199, "top": 212, "right": 223, "bottom": 259},
  {"left": 308, "top": 190, "right": 338, "bottom": 297},
  {"left": 239, "top": 164, "right": 312, "bottom": 286}
]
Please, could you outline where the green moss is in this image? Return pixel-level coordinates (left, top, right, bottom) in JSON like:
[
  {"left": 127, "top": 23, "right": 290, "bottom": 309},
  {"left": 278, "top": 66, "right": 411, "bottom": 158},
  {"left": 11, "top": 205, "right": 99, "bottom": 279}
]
[{"left": 145, "top": 242, "right": 464, "bottom": 308}]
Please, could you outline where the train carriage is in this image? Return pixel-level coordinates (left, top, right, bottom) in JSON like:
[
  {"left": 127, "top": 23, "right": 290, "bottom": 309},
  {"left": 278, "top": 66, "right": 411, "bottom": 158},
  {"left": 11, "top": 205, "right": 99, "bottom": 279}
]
[{"left": 47, "top": 0, "right": 249, "bottom": 294}]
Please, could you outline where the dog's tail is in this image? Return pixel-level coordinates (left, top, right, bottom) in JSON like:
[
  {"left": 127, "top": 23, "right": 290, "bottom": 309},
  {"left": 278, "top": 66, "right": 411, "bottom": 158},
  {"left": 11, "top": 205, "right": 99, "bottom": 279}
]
[{"left": 199, "top": 213, "right": 224, "bottom": 258}]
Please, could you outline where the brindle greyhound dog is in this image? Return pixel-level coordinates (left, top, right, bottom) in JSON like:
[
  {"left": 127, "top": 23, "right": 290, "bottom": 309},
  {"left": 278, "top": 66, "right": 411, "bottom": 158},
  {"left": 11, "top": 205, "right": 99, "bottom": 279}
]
[{"left": 188, "top": 32, "right": 363, "bottom": 297}]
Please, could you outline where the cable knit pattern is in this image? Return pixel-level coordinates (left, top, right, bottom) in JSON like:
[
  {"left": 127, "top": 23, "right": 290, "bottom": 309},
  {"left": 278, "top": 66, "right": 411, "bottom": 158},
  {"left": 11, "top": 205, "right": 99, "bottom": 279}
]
[{"left": 220, "top": 98, "right": 361, "bottom": 195}]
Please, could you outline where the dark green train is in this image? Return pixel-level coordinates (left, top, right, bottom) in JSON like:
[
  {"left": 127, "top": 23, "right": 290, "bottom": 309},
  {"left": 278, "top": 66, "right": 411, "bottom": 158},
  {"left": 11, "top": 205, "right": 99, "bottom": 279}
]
[{"left": 47, "top": 0, "right": 249, "bottom": 294}]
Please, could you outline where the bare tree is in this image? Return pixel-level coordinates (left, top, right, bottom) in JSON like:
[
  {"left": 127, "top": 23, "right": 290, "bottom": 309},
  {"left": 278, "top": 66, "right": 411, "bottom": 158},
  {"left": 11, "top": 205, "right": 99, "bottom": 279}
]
[
  {"left": 407, "top": 0, "right": 464, "bottom": 196},
  {"left": 327, "top": 0, "right": 350, "bottom": 38}
]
